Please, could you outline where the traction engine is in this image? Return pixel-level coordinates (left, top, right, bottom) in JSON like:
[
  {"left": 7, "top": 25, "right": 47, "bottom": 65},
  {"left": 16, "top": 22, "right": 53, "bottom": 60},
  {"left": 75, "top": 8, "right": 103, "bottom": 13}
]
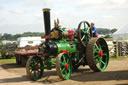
[{"left": 26, "top": 8, "right": 109, "bottom": 80}]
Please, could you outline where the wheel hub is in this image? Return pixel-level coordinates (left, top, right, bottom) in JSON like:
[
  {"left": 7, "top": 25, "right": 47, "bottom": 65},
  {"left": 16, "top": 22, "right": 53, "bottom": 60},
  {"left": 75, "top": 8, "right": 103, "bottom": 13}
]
[
  {"left": 65, "top": 64, "right": 69, "bottom": 69},
  {"left": 36, "top": 65, "right": 38, "bottom": 71},
  {"left": 99, "top": 50, "right": 103, "bottom": 57}
]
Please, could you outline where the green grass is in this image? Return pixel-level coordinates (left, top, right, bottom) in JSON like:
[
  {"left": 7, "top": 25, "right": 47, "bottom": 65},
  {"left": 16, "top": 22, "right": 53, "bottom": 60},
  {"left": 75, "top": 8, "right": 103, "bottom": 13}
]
[
  {"left": 0, "top": 56, "right": 127, "bottom": 65},
  {"left": 0, "top": 58, "right": 16, "bottom": 64},
  {"left": 104, "top": 38, "right": 112, "bottom": 41},
  {"left": 109, "top": 56, "right": 128, "bottom": 60}
]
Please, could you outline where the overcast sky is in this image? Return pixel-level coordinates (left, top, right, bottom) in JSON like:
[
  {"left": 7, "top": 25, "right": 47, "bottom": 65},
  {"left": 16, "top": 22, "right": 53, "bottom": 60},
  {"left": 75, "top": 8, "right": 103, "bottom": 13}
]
[{"left": 0, "top": 0, "right": 128, "bottom": 34}]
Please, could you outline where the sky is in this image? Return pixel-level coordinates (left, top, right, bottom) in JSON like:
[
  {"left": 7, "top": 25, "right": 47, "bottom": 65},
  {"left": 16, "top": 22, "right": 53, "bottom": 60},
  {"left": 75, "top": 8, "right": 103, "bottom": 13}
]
[{"left": 0, "top": 0, "right": 128, "bottom": 34}]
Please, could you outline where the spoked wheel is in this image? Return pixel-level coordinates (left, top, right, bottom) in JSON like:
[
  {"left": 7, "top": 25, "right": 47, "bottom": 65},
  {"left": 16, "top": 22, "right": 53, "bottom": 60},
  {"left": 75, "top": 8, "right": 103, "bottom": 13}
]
[
  {"left": 56, "top": 53, "right": 72, "bottom": 80},
  {"left": 71, "top": 53, "right": 80, "bottom": 71},
  {"left": 21, "top": 56, "right": 26, "bottom": 66},
  {"left": 77, "top": 21, "right": 92, "bottom": 47},
  {"left": 86, "top": 38, "right": 109, "bottom": 72},
  {"left": 26, "top": 55, "right": 44, "bottom": 81},
  {"left": 16, "top": 55, "right": 21, "bottom": 65}
]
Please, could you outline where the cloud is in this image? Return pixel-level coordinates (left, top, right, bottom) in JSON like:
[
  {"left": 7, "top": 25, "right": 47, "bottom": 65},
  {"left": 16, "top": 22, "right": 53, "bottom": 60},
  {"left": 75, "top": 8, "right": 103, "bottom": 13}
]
[
  {"left": 103, "top": 15, "right": 113, "bottom": 18},
  {"left": 8, "top": 9, "right": 25, "bottom": 14},
  {"left": 0, "top": 0, "right": 128, "bottom": 34},
  {"left": 76, "top": 0, "right": 128, "bottom": 10},
  {"left": 0, "top": 23, "right": 43, "bottom": 34},
  {"left": 0, "top": 6, "right": 3, "bottom": 10},
  {"left": 22, "top": 0, "right": 59, "bottom": 7}
]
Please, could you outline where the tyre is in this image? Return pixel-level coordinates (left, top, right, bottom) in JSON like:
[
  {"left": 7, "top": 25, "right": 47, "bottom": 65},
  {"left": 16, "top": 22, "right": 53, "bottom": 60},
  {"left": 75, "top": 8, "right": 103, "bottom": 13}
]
[
  {"left": 86, "top": 37, "right": 109, "bottom": 72},
  {"left": 16, "top": 55, "right": 21, "bottom": 65},
  {"left": 21, "top": 56, "right": 27, "bottom": 66}
]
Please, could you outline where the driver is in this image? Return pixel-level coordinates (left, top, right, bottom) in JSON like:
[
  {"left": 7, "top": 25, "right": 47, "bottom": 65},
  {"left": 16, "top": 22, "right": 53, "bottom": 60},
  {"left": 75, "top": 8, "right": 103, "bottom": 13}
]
[{"left": 91, "top": 23, "right": 98, "bottom": 37}]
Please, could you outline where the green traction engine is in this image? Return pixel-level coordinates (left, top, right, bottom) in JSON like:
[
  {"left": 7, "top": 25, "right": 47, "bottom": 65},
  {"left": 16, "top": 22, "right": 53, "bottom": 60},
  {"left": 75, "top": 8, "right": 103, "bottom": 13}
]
[{"left": 26, "top": 8, "right": 109, "bottom": 80}]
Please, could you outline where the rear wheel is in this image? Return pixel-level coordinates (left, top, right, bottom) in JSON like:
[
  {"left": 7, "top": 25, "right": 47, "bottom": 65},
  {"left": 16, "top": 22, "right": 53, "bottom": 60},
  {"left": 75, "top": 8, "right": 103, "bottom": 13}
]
[
  {"left": 21, "top": 56, "right": 27, "bottom": 66},
  {"left": 26, "top": 55, "right": 44, "bottom": 81},
  {"left": 1, "top": 54, "right": 5, "bottom": 59},
  {"left": 56, "top": 53, "right": 72, "bottom": 80},
  {"left": 86, "top": 38, "right": 109, "bottom": 72},
  {"left": 16, "top": 55, "right": 21, "bottom": 65}
]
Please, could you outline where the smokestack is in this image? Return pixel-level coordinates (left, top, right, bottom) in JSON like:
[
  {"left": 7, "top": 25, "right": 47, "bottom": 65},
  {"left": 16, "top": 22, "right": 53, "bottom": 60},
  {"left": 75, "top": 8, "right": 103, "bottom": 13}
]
[{"left": 42, "top": 8, "right": 51, "bottom": 35}]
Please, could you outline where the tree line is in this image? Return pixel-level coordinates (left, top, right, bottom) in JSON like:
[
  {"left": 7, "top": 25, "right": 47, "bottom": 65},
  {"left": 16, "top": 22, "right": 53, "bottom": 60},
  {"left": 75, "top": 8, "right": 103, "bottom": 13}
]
[
  {"left": 0, "top": 28, "right": 117, "bottom": 41},
  {"left": 97, "top": 28, "right": 117, "bottom": 35},
  {"left": 0, "top": 32, "right": 45, "bottom": 41}
]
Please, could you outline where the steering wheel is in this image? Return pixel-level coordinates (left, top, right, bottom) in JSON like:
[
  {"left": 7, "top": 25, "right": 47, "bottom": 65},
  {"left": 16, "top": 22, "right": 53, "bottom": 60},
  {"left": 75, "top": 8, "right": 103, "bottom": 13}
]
[{"left": 77, "top": 21, "right": 92, "bottom": 47}]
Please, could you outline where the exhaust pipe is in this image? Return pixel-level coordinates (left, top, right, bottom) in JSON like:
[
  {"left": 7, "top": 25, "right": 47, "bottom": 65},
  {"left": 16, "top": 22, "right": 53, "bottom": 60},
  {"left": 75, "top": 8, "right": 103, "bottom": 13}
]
[{"left": 42, "top": 8, "right": 51, "bottom": 36}]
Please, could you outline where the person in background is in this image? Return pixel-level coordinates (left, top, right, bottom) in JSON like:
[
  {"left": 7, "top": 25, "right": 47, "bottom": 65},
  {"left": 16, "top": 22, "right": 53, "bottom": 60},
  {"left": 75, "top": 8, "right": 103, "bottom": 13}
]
[{"left": 91, "top": 23, "right": 98, "bottom": 37}]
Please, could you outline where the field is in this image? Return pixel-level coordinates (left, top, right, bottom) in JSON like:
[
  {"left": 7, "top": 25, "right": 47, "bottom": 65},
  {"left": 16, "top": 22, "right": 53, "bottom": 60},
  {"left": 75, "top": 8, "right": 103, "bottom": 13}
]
[
  {"left": 0, "top": 56, "right": 128, "bottom": 64},
  {"left": 0, "top": 57, "right": 128, "bottom": 85},
  {"left": 0, "top": 58, "right": 16, "bottom": 64}
]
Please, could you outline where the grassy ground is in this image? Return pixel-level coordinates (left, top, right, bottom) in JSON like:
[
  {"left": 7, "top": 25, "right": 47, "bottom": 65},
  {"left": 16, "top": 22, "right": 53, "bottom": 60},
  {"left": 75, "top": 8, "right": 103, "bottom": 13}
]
[
  {"left": 0, "top": 57, "right": 16, "bottom": 64},
  {"left": 0, "top": 56, "right": 128, "bottom": 65},
  {"left": 104, "top": 38, "right": 112, "bottom": 41},
  {"left": 109, "top": 56, "right": 128, "bottom": 60}
]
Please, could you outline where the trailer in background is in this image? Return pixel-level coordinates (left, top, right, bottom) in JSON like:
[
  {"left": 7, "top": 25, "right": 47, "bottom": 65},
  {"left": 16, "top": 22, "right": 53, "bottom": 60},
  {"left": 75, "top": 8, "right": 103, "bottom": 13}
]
[
  {"left": 15, "top": 37, "right": 45, "bottom": 66},
  {"left": 0, "top": 41, "right": 17, "bottom": 59}
]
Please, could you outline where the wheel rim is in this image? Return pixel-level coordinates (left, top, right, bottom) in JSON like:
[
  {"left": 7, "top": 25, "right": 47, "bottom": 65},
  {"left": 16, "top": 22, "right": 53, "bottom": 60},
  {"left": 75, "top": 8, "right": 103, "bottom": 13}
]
[
  {"left": 93, "top": 38, "right": 109, "bottom": 71},
  {"left": 26, "top": 56, "right": 44, "bottom": 81},
  {"left": 56, "top": 53, "right": 72, "bottom": 80},
  {"left": 77, "top": 21, "right": 92, "bottom": 47}
]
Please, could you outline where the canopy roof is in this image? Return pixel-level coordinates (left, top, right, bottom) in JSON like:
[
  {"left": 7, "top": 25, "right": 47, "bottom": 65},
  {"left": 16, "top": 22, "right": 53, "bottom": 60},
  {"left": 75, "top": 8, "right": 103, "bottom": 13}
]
[
  {"left": 114, "top": 24, "right": 128, "bottom": 35},
  {"left": 112, "top": 24, "right": 128, "bottom": 41}
]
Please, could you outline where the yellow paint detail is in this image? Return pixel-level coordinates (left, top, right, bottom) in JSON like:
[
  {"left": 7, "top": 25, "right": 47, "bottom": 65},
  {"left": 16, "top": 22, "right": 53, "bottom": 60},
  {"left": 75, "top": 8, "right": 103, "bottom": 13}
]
[{"left": 5, "top": 52, "right": 8, "bottom": 55}]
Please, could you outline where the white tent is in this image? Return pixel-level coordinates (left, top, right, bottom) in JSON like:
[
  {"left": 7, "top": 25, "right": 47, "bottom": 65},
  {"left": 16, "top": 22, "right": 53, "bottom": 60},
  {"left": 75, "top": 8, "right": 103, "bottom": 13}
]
[{"left": 112, "top": 24, "right": 128, "bottom": 41}]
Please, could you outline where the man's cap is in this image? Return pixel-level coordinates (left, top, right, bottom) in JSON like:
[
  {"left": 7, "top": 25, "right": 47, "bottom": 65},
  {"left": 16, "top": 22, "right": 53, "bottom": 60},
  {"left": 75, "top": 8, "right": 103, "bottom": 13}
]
[{"left": 91, "top": 23, "right": 94, "bottom": 25}]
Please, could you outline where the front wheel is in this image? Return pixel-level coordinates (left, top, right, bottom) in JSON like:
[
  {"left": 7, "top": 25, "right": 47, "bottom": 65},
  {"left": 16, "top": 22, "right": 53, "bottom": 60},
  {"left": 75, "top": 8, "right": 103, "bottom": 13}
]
[
  {"left": 56, "top": 53, "right": 72, "bottom": 80},
  {"left": 86, "top": 38, "right": 109, "bottom": 72},
  {"left": 26, "top": 55, "right": 44, "bottom": 81}
]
